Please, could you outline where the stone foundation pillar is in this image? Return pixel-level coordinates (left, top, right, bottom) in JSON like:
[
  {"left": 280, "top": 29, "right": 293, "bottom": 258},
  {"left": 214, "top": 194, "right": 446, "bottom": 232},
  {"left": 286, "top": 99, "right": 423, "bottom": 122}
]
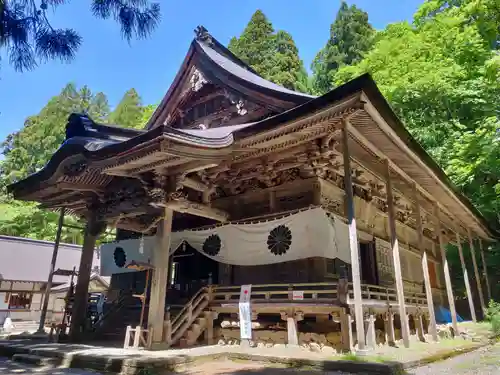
[
  {"left": 416, "top": 311, "right": 426, "bottom": 342},
  {"left": 364, "top": 312, "right": 376, "bottom": 349},
  {"left": 281, "top": 311, "right": 303, "bottom": 346},
  {"left": 384, "top": 310, "right": 396, "bottom": 347},
  {"left": 204, "top": 311, "right": 218, "bottom": 345},
  {"left": 339, "top": 308, "right": 352, "bottom": 351}
]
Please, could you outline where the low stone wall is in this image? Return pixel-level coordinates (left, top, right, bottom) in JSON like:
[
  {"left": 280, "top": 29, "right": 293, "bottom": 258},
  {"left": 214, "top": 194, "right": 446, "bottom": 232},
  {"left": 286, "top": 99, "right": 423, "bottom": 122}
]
[
  {"left": 216, "top": 328, "right": 345, "bottom": 353},
  {"left": 215, "top": 316, "right": 429, "bottom": 352}
]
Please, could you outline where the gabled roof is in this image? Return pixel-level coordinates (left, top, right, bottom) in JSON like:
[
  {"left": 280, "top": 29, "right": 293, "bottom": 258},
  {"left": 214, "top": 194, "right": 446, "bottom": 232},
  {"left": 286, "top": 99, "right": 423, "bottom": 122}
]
[
  {"left": 8, "top": 113, "right": 248, "bottom": 196},
  {"left": 0, "top": 235, "right": 99, "bottom": 283},
  {"left": 146, "top": 26, "right": 315, "bottom": 129},
  {"left": 50, "top": 273, "right": 110, "bottom": 292}
]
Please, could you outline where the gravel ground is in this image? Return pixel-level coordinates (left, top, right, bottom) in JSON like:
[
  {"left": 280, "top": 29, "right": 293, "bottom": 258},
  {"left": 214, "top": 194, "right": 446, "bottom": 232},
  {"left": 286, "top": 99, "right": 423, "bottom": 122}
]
[
  {"left": 407, "top": 343, "right": 500, "bottom": 375},
  {"left": 1, "top": 344, "right": 498, "bottom": 375}
]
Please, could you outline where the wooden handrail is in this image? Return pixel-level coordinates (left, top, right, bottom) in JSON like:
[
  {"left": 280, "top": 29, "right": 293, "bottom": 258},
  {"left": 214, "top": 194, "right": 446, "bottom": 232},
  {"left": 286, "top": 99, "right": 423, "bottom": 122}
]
[
  {"left": 172, "top": 287, "right": 207, "bottom": 332},
  {"left": 164, "top": 286, "right": 211, "bottom": 347},
  {"left": 211, "top": 282, "right": 429, "bottom": 308}
]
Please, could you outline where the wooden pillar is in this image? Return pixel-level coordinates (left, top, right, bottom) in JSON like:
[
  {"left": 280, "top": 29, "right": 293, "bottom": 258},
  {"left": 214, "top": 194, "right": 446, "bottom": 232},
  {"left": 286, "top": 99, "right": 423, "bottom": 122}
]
[
  {"left": 434, "top": 207, "right": 458, "bottom": 333},
  {"left": 479, "top": 240, "right": 492, "bottom": 302},
  {"left": 148, "top": 208, "right": 174, "bottom": 347},
  {"left": 69, "top": 214, "right": 104, "bottom": 341},
  {"left": 468, "top": 229, "right": 486, "bottom": 315},
  {"left": 38, "top": 208, "right": 65, "bottom": 333},
  {"left": 341, "top": 125, "right": 365, "bottom": 350},
  {"left": 413, "top": 184, "right": 437, "bottom": 342},
  {"left": 455, "top": 231, "right": 476, "bottom": 322},
  {"left": 384, "top": 160, "right": 410, "bottom": 348}
]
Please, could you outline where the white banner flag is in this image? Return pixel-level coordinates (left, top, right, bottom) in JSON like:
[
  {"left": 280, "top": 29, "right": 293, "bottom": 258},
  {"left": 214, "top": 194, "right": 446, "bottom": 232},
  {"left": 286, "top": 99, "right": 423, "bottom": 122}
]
[{"left": 239, "top": 285, "right": 252, "bottom": 340}]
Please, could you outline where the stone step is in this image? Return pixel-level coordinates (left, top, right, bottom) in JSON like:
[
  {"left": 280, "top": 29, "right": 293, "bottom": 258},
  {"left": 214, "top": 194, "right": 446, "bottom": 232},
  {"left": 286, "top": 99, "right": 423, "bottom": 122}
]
[{"left": 12, "top": 353, "right": 58, "bottom": 367}]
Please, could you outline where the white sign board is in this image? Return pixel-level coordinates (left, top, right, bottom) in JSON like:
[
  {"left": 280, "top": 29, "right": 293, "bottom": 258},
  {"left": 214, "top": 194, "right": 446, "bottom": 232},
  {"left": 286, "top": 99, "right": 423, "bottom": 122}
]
[
  {"left": 239, "top": 285, "right": 252, "bottom": 340},
  {"left": 239, "top": 284, "right": 252, "bottom": 302},
  {"left": 292, "top": 290, "right": 304, "bottom": 301}
]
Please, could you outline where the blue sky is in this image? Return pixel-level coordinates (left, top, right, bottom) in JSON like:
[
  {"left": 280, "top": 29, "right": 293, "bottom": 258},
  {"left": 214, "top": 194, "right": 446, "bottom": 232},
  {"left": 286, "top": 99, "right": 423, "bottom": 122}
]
[{"left": 0, "top": 0, "right": 422, "bottom": 143}]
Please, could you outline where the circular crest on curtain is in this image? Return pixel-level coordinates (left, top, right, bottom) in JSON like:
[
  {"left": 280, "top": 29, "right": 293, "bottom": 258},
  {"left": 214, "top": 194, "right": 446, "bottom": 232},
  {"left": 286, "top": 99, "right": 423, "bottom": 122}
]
[
  {"left": 114, "top": 247, "right": 127, "bottom": 268},
  {"left": 203, "top": 234, "right": 221, "bottom": 256},
  {"left": 267, "top": 225, "right": 292, "bottom": 255}
]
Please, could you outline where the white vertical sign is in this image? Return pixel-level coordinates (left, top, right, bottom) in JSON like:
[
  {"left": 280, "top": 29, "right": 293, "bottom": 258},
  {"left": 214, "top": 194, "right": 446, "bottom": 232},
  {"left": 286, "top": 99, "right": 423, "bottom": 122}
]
[{"left": 239, "top": 284, "right": 252, "bottom": 340}]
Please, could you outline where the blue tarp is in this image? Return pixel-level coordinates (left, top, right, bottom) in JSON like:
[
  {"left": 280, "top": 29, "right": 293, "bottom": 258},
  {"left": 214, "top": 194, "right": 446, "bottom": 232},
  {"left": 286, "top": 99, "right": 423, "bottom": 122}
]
[{"left": 435, "top": 305, "right": 464, "bottom": 324}]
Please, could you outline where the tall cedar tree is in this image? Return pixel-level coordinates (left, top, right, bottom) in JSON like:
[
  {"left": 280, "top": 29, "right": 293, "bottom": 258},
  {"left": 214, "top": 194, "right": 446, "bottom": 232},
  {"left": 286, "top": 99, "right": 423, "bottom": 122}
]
[
  {"left": 311, "top": 1, "right": 375, "bottom": 94},
  {"left": 109, "top": 89, "right": 145, "bottom": 129},
  {"left": 228, "top": 10, "right": 310, "bottom": 93},
  {"left": 0, "top": 83, "right": 112, "bottom": 243},
  {"left": 334, "top": 0, "right": 500, "bottom": 300}
]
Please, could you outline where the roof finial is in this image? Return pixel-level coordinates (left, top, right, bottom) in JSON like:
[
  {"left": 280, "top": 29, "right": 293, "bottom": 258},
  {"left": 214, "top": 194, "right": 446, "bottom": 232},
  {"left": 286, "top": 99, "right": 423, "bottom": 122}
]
[{"left": 194, "top": 25, "right": 213, "bottom": 45}]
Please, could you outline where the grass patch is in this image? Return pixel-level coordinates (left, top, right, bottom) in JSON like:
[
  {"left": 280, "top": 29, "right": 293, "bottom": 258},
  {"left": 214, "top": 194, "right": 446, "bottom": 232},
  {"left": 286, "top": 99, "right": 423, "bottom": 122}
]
[{"left": 339, "top": 352, "right": 389, "bottom": 363}]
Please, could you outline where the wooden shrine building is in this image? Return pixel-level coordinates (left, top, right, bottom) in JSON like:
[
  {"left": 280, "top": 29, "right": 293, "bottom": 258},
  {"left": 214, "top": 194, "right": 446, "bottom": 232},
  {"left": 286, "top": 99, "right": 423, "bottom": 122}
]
[{"left": 8, "top": 26, "right": 496, "bottom": 351}]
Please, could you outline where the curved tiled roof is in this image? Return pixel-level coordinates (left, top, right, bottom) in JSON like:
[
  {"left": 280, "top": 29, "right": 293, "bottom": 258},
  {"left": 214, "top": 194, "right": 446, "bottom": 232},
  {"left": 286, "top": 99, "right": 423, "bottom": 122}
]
[
  {"left": 195, "top": 39, "right": 315, "bottom": 101},
  {"left": 7, "top": 114, "right": 255, "bottom": 194}
]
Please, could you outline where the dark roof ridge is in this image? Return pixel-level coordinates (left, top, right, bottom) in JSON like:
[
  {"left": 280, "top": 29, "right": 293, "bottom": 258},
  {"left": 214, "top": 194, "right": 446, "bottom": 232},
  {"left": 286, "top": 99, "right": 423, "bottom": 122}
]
[
  {"left": 66, "top": 113, "right": 145, "bottom": 142},
  {"left": 194, "top": 25, "right": 259, "bottom": 75}
]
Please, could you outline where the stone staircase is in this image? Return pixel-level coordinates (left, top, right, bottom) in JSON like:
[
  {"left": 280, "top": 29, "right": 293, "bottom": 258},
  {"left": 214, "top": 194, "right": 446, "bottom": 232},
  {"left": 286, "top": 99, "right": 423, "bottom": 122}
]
[
  {"left": 11, "top": 320, "right": 39, "bottom": 333},
  {"left": 91, "top": 286, "right": 215, "bottom": 348}
]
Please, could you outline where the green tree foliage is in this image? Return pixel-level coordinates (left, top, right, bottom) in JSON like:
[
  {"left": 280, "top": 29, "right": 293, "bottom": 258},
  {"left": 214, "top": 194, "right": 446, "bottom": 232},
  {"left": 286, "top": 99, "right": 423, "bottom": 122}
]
[
  {"left": 1, "top": 0, "right": 160, "bottom": 71},
  {"left": 109, "top": 88, "right": 145, "bottom": 129},
  {"left": 228, "top": 10, "right": 310, "bottom": 93},
  {"left": 333, "top": 0, "right": 500, "bottom": 300},
  {"left": 141, "top": 104, "right": 158, "bottom": 127},
  {"left": 0, "top": 83, "right": 146, "bottom": 243},
  {"left": 311, "top": 1, "right": 375, "bottom": 94},
  {"left": 1, "top": 84, "right": 110, "bottom": 182}
]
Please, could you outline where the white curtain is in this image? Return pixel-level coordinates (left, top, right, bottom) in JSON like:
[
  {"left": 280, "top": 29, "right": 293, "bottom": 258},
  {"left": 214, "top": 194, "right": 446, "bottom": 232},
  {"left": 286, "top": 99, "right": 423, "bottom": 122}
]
[{"left": 100, "top": 207, "right": 351, "bottom": 276}]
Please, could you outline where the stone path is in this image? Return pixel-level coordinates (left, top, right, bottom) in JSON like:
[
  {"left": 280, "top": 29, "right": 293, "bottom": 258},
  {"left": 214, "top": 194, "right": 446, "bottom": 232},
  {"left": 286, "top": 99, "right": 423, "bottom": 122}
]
[
  {"left": 408, "top": 343, "right": 500, "bottom": 375},
  {"left": 0, "top": 357, "right": 99, "bottom": 375}
]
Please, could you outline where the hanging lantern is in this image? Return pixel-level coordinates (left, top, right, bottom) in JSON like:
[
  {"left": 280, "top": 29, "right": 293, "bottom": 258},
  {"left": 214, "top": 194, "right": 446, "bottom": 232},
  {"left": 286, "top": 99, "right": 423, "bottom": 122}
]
[{"left": 139, "top": 234, "right": 145, "bottom": 254}]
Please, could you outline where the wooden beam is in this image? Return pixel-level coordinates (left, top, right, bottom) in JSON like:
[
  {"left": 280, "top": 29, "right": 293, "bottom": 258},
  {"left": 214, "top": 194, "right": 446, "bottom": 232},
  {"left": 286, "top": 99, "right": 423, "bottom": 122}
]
[
  {"left": 347, "top": 120, "right": 490, "bottom": 240},
  {"left": 384, "top": 159, "right": 410, "bottom": 348},
  {"left": 455, "top": 231, "right": 476, "bottom": 322},
  {"left": 479, "top": 240, "right": 492, "bottom": 302},
  {"left": 181, "top": 177, "right": 209, "bottom": 192},
  {"left": 434, "top": 206, "right": 458, "bottom": 333},
  {"left": 341, "top": 125, "right": 366, "bottom": 351},
  {"left": 360, "top": 97, "right": 491, "bottom": 240},
  {"left": 468, "top": 229, "right": 486, "bottom": 314},
  {"left": 161, "top": 200, "right": 228, "bottom": 222},
  {"left": 413, "top": 184, "right": 438, "bottom": 342}
]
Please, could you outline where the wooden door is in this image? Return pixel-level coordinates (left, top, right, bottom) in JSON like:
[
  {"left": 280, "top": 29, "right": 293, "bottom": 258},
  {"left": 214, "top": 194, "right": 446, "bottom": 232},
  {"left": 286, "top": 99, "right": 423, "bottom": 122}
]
[{"left": 428, "top": 260, "right": 438, "bottom": 288}]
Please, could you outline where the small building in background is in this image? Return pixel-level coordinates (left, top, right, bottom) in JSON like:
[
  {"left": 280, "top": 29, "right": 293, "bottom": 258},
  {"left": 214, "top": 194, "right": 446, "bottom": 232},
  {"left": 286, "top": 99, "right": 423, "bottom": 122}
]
[{"left": 0, "top": 235, "right": 107, "bottom": 328}]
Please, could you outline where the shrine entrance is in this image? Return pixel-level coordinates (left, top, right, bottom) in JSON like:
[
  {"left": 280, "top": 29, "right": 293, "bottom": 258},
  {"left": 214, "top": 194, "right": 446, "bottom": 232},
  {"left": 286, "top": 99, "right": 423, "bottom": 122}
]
[
  {"left": 170, "top": 242, "right": 219, "bottom": 301},
  {"left": 360, "top": 240, "right": 379, "bottom": 286}
]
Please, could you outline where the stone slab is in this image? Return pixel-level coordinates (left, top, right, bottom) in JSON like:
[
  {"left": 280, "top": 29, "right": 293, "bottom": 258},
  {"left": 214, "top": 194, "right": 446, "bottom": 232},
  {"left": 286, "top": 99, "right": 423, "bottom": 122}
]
[{"left": 0, "top": 338, "right": 491, "bottom": 375}]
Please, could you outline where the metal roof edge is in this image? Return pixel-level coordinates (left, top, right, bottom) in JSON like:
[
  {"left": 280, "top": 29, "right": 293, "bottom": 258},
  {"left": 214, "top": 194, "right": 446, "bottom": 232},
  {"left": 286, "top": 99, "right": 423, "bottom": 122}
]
[{"left": 0, "top": 235, "right": 82, "bottom": 249}]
